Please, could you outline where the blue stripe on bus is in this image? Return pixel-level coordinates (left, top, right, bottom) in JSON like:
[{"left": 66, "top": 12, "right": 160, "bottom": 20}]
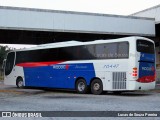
[
  {"left": 140, "top": 53, "right": 155, "bottom": 63},
  {"left": 139, "top": 53, "right": 155, "bottom": 80},
  {"left": 24, "top": 63, "right": 95, "bottom": 89}
]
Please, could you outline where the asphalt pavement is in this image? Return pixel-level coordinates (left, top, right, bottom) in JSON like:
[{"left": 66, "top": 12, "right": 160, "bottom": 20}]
[{"left": 0, "top": 81, "right": 160, "bottom": 120}]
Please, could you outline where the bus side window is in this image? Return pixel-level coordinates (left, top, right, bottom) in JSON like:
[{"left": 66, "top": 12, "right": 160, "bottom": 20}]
[
  {"left": 105, "top": 43, "right": 118, "bottom": 59},
  {"left": 118, "top": 42, "right": 129, "bottom": 58},
  {"left": 40, "top": 48, "right": 59, "bottom": 61},
  {"left": 86, "top": 45, "right": 96, "bottom": 59},
  {"left": 95, "top": 43, "right": 118, "bottom": 59},
  {"left": 73, "top": 46, "right": 80, "bottom": 60},
  {"left": 95, "top": 44, "right": 104, "bottom": 59}
]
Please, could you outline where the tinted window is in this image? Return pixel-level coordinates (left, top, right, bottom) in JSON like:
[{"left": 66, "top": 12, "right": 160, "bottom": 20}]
[
  {"left": 16, "top": 41, "right": 129, "bottom": 64},
  {"left": 5, "top": 52, "right": 15, "bottom": 75},
  {"left": 96, "top": 43, "right": 118, "bottom": 59},
  {"left": 16, "top": 49, "right": 59, "bottom": 64},
  {"left": 137, "top": 40, "right": 154, "bottom": 54},
  {"left": 118, "top": 42, "right": 129, "bottom": 58},
  {"left": 95, "top": 42, "right": 129, "bottom": 59}
]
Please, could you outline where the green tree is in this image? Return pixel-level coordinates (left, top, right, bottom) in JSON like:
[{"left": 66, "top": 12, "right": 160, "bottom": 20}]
[{"left": 0, "top": 45, "right": 13, "bottom": 66}]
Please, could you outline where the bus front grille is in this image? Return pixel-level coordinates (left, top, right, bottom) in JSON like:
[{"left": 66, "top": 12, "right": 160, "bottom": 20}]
[{"left": 112, "top": 72, "right": 126, "bottom": 89}]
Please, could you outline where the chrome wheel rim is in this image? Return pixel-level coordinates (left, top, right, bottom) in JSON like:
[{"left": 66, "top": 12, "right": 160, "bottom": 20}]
[
  {"left": 93, "top": 83, "right": 100, "bottom": 91},
  {"left": 78, "top": 82, "right": 85, "bottom": 92},
  {"left": 18, "top": 81, "right": 23, "bottom": 88}
]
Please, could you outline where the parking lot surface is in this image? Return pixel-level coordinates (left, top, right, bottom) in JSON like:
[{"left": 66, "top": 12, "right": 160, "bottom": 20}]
[{"left": 0, "top": 81, "right": 160, "bottom": 119}]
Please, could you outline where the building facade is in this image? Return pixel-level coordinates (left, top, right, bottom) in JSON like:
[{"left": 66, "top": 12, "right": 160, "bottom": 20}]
[
  {"left": 0, "top": 6, "right": 159, "bottom": 71},
  {"left": 0, "top": 6, "right": 155, "bottom": 44}
]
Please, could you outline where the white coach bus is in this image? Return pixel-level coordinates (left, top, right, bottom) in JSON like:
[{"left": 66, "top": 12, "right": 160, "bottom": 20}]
[{"left": 4, "top": 36, "right": 156, "bottom": 95}]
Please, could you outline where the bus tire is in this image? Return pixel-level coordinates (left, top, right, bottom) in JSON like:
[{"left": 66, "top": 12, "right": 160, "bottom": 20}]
[
  {"left": 76, "top": 79, "right": 88, "bottom": 94},
  {"left": 91, "top": 79, "right": 103, "bottom": 95},
  {"left": 16, "top": 77, "right": 24, "bottom": 88}
]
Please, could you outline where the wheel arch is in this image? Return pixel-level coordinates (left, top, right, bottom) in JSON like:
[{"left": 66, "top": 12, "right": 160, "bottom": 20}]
[{"left": 90, "top": 77, "right": 103, "bottom": 86}]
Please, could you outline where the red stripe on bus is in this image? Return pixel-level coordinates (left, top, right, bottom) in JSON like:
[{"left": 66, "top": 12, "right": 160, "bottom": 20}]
[
  {"left": 136, "top": 75, "right": 155, "bottom": 83},
  {"left": 16, "top": 61, "right": 64, "bottom": 67}
]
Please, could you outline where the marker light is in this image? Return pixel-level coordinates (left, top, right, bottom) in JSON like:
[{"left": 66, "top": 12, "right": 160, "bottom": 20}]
[{"left": 132, "top": 67, "right": 138, "bottom": 77}]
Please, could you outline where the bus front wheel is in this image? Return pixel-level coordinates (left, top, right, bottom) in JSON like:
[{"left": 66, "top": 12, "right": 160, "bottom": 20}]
[
  {"left": 76, "top": 79, "right": 88, "bottom": 94},
  {"left": 16, "top": 77, "right": 24, "bottom": 88},
  {"left": 91, "top": 79, "right": 103, "bottom": 95}
]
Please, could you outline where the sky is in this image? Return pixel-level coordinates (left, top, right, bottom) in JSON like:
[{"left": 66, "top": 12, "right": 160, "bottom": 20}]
[
  {"left": 0, "top": 0, "right": 160, "bottom": 15},
  {"left": 0, "top": 0, "right": 160, "bottom": 49}
]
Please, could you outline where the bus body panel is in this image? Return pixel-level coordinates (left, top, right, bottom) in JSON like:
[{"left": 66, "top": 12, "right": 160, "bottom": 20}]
[
  {"left": 138, "top": 53, "right": 155, "bottom": 82},
  {"left": 4, "top": 66, "right": 24, "bottom": 85},
  {"left": 4, "top": 36, "right": 156, "bottom": 92},
  {"left": 127, "top": 81, "right": 155, "bottom": 90},
  {"left": 17, "top": 59, "right": 130, "bottom": 91},
  {"left": 136, "top": 40, "right": 156, "bottom": 84},
  {"left": 23, "top": 63, "right": 95, "bottom": 89},
  {"left": 139, "top": 53, "right": 155, "bottom": 62},
  {"left": 93, "top": 60, "right": 129, "bottom": 91},
  {"left": 138, "top": 62, "right": 155, "bottom": 82}
]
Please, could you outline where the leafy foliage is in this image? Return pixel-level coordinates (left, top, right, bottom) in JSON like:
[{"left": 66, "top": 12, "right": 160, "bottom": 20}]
[{"left": 0, "top": 45, "right": 14, "bottom": 66}]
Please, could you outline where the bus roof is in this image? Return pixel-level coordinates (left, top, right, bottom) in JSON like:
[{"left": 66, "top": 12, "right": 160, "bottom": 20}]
[{"left": 15, "top": 36, "right": 153, "bottom": 52}]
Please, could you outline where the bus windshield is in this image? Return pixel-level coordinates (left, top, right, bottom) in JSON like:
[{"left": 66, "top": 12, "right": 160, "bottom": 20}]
[
  {"left": 137, "top": 40, "right": 154, "bottom": 54},
  {"left": 5, "top": 52, "right": 15, "bottom": 76}
]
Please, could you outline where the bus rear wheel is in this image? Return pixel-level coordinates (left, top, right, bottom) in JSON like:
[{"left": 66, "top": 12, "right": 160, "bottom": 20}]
[
  {"left": 16, "top": 78, "right": 24, "bottom": 88},
  {"left": 76, "top": 79, "right": 88, "bottom": 94},
  {"left": 91, "top": 79, "right": 103, "bottom": 95}
]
